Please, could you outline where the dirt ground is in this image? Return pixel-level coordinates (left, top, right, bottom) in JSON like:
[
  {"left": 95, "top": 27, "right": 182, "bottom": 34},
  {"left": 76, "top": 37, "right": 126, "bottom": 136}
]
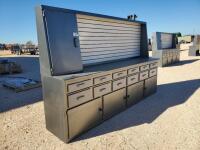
[{"left": 0, "top": 50, "right": 200, "bottom": 150}]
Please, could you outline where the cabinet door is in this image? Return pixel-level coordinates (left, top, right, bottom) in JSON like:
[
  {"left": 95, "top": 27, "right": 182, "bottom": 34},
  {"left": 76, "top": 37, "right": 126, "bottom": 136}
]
[
  {"left": 68, "top": 98, "right": 102, "bottom": 139},
  {"left": 103, "top": 88, "right": 126, "bottom": 120},
  {"left": 144, "top": 76, "right": 157, "bottom": 97},
  {"left": 127, "top": 81, "right": 144, "bottom": 107}
]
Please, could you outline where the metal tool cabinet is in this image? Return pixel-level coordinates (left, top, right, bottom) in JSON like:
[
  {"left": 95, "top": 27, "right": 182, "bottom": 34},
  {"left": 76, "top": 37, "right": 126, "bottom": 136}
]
[
  {"left": 152, "top": 32, "right": 180, "bottom": 67},
  {"left": 188, "top": 35, "right": 200, "bottom": 56},
  {"left": 35, "top": 5, "right": 159, "bottom": 143}
]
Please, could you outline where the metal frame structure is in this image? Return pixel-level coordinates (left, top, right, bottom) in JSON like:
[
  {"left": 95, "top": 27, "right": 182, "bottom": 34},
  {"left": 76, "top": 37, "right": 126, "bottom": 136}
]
[{"left": 35, "top": 5, "right": 158, "bottom": 143}]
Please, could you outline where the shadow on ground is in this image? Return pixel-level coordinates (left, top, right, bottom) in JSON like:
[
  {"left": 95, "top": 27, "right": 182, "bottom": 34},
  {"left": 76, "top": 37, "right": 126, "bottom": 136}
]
[
  {"left": 74, "top": 79, "right": 200, "bottom": 142},
  {"left": 170, "top": 59, "right": 199, "bottom": 66}
]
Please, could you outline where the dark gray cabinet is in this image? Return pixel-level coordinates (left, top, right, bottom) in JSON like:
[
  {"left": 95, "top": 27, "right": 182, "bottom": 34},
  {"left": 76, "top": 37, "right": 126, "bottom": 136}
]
[
  {"left": 127, "top": 81, "right": 144, "bottom": 107},
  {"left": 144, "top": 76, "right": 157, "bottom": 97},
  {"left": 152, "top": 32, "right": 180, "bottom": 67},
  {"left": 103, "top": 88, "right": 126, "bottom": 120},
  {"left": 36, "top": 5, "right": 159, "bottom": 143},
  {"left": 68, "top": 98, "right": 103, "bottom": 139}
]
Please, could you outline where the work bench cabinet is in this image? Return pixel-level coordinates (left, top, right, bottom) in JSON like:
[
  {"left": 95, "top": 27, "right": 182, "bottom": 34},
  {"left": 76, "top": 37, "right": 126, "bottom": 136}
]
[
  {"left": 188, "top": 35, "right": 200, "bottom": 56},
  {"left": 36, "top": 5, "right": 159, "bottom": 143},
  {"left": 152, "top": 32, "right": 180, "bottom": 67}
]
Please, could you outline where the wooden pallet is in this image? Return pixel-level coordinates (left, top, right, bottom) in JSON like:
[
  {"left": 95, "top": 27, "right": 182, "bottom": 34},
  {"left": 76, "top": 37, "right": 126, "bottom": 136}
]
[{"left": 2, "top": 79, "right": 41, "bottom": 92}]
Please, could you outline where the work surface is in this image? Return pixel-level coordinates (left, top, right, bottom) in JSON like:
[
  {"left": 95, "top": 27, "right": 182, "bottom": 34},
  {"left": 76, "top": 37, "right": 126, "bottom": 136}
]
[{"left": 1, "top": 50, "right": 200, "bottom": 150}]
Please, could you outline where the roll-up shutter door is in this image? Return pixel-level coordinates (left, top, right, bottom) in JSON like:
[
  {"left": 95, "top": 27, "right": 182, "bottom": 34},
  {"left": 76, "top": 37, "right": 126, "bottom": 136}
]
[
  {"left": 76, "top": 14, "right": 141, "bottom": 65},
  {"left": 161, "top": 33, "right": 173, "bottom": 49}
]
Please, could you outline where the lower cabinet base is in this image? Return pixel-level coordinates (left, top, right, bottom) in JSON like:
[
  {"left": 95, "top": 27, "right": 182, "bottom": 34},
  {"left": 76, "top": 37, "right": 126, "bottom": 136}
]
[
  {"left": 43, "top": 61, "right": 159, "bottom": 143},
  {"left": 160, "top": 58, "right": 180, "bottom": 67},
  {"left": 65, "top": 76, "right": 157, "bottom": 142},
  {"left": 152, "top": 49, "right": 180, "bottom": 67}
]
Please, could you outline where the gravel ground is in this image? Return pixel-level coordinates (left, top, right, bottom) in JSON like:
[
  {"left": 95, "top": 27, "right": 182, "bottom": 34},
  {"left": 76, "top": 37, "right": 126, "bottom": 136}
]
[{"left": 0, "top": 50, "right": 200, "bottom": 150}]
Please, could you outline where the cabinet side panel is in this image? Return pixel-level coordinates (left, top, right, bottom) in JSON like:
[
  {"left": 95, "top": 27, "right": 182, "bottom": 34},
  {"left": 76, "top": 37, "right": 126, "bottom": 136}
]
[{"left": 43, "top": 77, "right": 68, "bottom": 142}]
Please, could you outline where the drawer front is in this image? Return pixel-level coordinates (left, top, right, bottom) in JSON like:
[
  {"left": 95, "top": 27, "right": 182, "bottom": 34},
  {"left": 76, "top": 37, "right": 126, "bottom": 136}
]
[
  {"left": 140, "top": 71, "right": 149, "bottom": 80},
  {"left": 94, "top": 82, "right": 112, "bottom": 98},
  {"left": 140, "top": 64, "right": 149, "bottom": 71},
  {"left": 150, "top": 62, "right": 158, "bottom": 69},
  {"left": 128, "top": 67, "right": 139, "bottom": 75},
  {"left": 113, "top": 78, "right": 126, "bottom": 91},
  {"left": 68, "top": 79, "right": 92, "bottom": 93},
  {"left": 149, "top": 68, "right": 157, "bottom": 77},
  {"left": 113, "top": 70, "right": 127, "bottom": 79},
  {"left": 127, "top": 74, "right": 139, "bottom": 85},
  {"left": 94, "top": 74, "right": 112, "bottom": 85},
  {"left": 68, "top": 88, "right": 93, "bottom": 108}
]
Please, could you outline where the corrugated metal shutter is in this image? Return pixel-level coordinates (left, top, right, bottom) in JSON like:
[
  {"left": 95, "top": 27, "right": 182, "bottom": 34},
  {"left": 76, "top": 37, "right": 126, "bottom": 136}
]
[
  {"left": 161, "top": 33, "right": 173, "bottom": 49},
  {"left": 76, "top": 14, "right": 141, "bottom": 65}
]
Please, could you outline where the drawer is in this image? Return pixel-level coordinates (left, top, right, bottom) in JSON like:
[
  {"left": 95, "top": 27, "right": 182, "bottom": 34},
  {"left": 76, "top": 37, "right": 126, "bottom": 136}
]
[
  {"left": 127, "top": 74, "right": 139, "bottom": 85},
  {"left": 140, "top": 64, "right": 149, "bottom": 71},
  {"left": 94, "top": 82, "right": 112, "bottom": 98},
  {"left": 139, "top": 71, "right": 149, "bottom": 80},
  {"left": 113, "top": 78, "right": 126, "bottom": 91},
  {"left": 163, "top": 53, "right": 167, "bottom": 57},
  {"left": 68, "top": 88, "right": 93, "bottom": 108},
  {"left": 149, "top": 68, "right": 157, "bottom": 77},
  {"left": 94, "top": 74, "right": 112, "bottom": 85},
  {"left": 113, "top": 70, "right": 127, "bottom": 79},
  {"left": 150, "top": 62, "right": 158, "bottom": 69},
  {"left": 68, "top": 79, "right": 92, "bottom": 93},
  {"left": 128, "top": 67, "right": 139, "bottom": 75}
]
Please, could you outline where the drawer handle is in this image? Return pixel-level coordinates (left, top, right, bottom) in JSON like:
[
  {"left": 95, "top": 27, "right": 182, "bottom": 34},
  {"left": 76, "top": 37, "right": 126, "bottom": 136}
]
[
  {"left": 142, "top": 74, "right": 147, "bottom": 77},
  {"left": 100, "top": 77, "right": 106, "bottom": 81},
  {"left": 151, "top": 71, "right": 155, "bottom": 73},
  {"left": 131, "top": 68, "right": 136, "bottom": 71},
  {"left": 99, "top": 88, "right": 106, "bottom": 92},
  {"left": 76, "top": 82, "right": 85, "bottom": 87},
  {"left": 130, "top": 77, "right": 135, "bottom": 81},
  {"left": 117, "top": 82, "right": 122, "bottom": 86},
  {"left": 77, "top": 95, "right": 85, "bottom": 100},
  {"left": 117, "top": 72, "right": 123, "bottom": 76}
]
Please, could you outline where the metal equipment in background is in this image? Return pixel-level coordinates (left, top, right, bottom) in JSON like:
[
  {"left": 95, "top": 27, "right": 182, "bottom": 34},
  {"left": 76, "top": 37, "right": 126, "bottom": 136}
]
[
  {"left": 35, "top": 5, "right": 159, "bottom": 143},
  {"left": 152, "top": 32, "right": 180, "bottom": 67},
  {"left": 0, "top": 59, "right": 22, "bottom": 74}
]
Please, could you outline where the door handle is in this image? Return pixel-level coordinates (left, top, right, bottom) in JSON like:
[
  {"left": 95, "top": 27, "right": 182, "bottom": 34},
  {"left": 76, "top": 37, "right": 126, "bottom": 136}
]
[
  {"left": 73, "top": 37, "right": 79, "bottom": 48},
  {"left": 99, "top": 88, "right": 106, "bottom": 92},
  {"left": 77, "top": 95, "right": 85, "bottom": 100},
  {"left": 98, "top": 108, "right": 103, "bottom": 111}
]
